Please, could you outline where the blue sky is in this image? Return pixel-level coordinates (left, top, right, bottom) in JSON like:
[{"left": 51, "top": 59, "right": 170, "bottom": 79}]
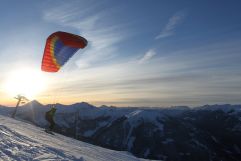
[{"left": 0, "top": 0, "right": 241, "bottom": 107}]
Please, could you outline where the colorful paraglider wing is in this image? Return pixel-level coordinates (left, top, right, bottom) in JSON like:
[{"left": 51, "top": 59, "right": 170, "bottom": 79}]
[{"left": 41, "top": 31, "right": 88, "bottom": 72}]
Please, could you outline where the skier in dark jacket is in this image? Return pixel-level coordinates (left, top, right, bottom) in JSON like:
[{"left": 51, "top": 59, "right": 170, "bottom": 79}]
[{"left": 45, "top": 106, "right": 57, "bottom": 131}]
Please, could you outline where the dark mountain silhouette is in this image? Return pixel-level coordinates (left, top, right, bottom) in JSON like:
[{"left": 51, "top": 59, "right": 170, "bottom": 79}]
[{"left": 1, "top": 101, "right": 241, "bottom": 161}]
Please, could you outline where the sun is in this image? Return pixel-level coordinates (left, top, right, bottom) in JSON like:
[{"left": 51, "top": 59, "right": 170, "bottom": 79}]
[{"left": 2, "top": 68, "right": 48, "bottom": 99}]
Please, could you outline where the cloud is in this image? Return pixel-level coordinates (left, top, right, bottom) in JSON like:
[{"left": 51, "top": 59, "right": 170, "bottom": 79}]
[
  {"left": 156, "top": 11, "right": 186, "bottom": 39},
  {"left": 138, "top": 49, "right": 156, "bottom": 64}
]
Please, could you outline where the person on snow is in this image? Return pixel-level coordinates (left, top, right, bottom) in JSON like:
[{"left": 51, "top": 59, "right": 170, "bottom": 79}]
[{"left": 45, "top": 105, "right": 57, "bottom": 131}]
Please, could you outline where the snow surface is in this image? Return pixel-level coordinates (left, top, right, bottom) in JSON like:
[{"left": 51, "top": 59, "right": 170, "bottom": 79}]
[{"left": 0, "top": 115, "right": 150, "bottom": 161}]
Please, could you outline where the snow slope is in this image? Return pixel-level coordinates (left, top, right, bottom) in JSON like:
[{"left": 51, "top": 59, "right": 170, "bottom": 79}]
[{"left": 0, "top": 115, "right": 149, "bottom": 161}]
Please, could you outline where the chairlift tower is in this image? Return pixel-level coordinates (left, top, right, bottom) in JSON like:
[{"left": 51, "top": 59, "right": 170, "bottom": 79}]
[{"left": 11, "top": 95, "right": 29, "bottom": 118}]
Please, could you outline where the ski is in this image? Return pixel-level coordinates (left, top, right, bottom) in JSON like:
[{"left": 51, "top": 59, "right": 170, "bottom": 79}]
[{"left": 44, "top": 129, "right": 54, "bottom": 135}]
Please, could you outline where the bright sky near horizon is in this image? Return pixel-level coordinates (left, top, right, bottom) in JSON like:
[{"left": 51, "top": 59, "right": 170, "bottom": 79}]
[{"left": 0, "top": 0, "right": 241, "bottom": 107}]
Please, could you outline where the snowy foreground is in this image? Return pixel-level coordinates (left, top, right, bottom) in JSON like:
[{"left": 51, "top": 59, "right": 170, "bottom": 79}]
[{"left": 0, "top": 115, "right": 149, "bottom": 161}]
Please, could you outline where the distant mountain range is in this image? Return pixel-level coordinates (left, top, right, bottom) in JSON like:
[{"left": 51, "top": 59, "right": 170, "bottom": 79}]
[{"left": 1, "top": 101, "right": 241, "bottom": 161}]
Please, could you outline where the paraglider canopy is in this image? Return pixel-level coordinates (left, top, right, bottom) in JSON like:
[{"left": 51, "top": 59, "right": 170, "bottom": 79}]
[{"left": 41, "top": 31, "right": 88, "bottom": 72}]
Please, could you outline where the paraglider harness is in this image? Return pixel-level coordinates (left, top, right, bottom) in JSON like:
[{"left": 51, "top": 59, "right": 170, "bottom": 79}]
[{"left": 45, "top": 105, "right": 57, "bottom": 131}]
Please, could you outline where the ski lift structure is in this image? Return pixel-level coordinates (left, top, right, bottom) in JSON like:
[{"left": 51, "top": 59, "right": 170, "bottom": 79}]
[{"left": 11, "top": 94, "right": 29, "bottom": 118}]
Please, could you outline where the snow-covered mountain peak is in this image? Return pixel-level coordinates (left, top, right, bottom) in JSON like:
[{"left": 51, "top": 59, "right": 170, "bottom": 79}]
[
  {"left": 72, "top": 102, "right": 97, "bottom": 109},
  {"left": 196, "top": 104, "right": 241, "bottom": 113},
  {"left": 28, "top": 100, "right": 43, "bottom": 105},
  {"left": 23, "top": 100, "right": 44, "bottom": 109}
]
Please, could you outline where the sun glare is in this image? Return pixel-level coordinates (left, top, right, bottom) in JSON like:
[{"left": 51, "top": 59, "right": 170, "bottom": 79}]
[{"left": 2, "top": 68, "right": 48, "bottom": 99}]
